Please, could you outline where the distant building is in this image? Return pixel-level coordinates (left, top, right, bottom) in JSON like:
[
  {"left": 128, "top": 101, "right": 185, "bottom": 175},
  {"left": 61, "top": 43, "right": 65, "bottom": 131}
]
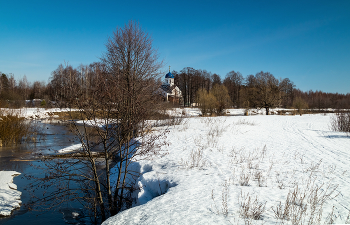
[{"left": 158, "top": 68, "right": 182, "bottom": 103}]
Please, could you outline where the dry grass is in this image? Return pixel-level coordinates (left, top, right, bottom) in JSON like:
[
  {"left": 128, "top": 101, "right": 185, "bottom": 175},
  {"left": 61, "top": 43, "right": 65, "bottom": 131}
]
[
  {"left": 179, "top": 148, "right": 209, "bottom": 169},
  {"left": 177, "top": 118, "right": 189, "bottom": 131},
  {"left": 228, "top": 146, "right": 269, "bottom": 189},
  {"left": 239, "top": 166, "right": 251, "bottom": 186},
  {"left": 345, "top": 209, "right": 350, "bottom": 224},
  {"left": 0, "top": 110, "right": 40, "bottom": 146},
  {"left": 229, "top": 146, "right": 265, "bottom": 165},
  {"left": 254, "top": 170, "right": 266, "bottom": 187},
  {"left": 200, "top": 117, "right": 229, "bottom": 148},
  {"left": 239, "top": 191, "right": 266, "bottom": 220},
  {"left": 211, "top": 180, "right": 230, "bottom": 217},
  {"left": 234, "top": 119, "right": 257, "bottom": 126},
  {"left": 207, "top": 140, "right": 347, "bottom": 224},
  {"left": 196, "top": 115, "right": 347, "bottom": 224},
  {"left": 271, "top": 182, "right": 339, "bottom": 224},
  {"left": 304, "top": 159, "right": 322, "bottom": 173},
  {"left": 272, "top": 185, "right": 308, "bottom": 223},
  {"left": 275, "top": 172, "right": 285, "bottom": 189}
]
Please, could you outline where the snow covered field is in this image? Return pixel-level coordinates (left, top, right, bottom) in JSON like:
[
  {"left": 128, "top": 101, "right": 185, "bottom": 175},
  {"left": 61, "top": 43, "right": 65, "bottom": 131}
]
[
  {"left": 103, "top": 114, "right": 350, "bottom": 224},
  {"left": 0, "top": 171, "right": 21, "bottom": 216},
  {"left": 1, "top": 107, "right": 349, "bottom": 223}
]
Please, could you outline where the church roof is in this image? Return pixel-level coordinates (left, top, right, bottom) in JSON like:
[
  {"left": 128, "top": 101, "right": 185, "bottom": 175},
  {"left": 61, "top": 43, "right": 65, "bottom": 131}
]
[
  {"left": 165, "top": 72, "right": 174, "bottom": 78},
  {"left": 160, "top": 84, "right": 174, "bottom": 94}
]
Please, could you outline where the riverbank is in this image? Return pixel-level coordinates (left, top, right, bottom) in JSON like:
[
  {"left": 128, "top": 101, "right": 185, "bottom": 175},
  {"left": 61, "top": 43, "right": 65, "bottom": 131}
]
[{"left": 0, "top": 171, "right": 21, "bottom": 217}]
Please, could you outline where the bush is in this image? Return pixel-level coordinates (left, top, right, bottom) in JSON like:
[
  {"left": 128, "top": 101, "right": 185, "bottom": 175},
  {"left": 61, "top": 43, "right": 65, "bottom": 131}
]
[
  {"left": 197, "top": 89, "right": 217, "bottom": 116},
  {"left": 0, "top": 110, "right": 37, "bottom": 146},
  {"left": 331, "top": 111, "right": 350, "bottom": 134},
  {"left": 293, "top": 96, "right": 308, "bottom": 115},
  {"left": 211, "top": 84, "right": 231, "bottom": 115},
  {"left": 197, "top": 85, "right": 231, "bottom": 116},
  {"left": 41, "top": 99, "right": 46, "bottom": 107}
]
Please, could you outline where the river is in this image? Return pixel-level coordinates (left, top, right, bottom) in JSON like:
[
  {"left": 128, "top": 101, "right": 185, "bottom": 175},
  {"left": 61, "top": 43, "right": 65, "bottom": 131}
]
[{"left": 0, "top": 121, "right": 93, "bottom": 225}]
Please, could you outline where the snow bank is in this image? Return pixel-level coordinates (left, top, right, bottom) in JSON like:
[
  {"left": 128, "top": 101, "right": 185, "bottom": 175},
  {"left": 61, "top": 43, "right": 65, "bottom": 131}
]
[
  {"left": 74, "top": 118, "right": 119, "bottom": 128},
  {"left": 103, "top": 114, "right": 350, "bottom": 224},
  {"left": 166, "top": 108, "right": 201, "bottom": 117},
  {"left": 0, "top": 107, "right": 72, "bottom": 119},
  {"left": 58, "top": 144, "right": 82, "bottom": 153},
  {"left": 0, "top": 171, "right": 21, "bottom": 216},
  {"left": 166, "top": 107, "right": 293, "bottom": 117},
  {"left": 130, "top": 162, "right": 177, "bottom": 206}
]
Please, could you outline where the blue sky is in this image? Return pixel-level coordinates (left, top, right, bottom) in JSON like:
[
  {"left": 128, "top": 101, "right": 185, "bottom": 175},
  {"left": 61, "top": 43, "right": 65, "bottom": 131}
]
[{"left": 1, "top": 0, "right": 349, "bottom": 94}]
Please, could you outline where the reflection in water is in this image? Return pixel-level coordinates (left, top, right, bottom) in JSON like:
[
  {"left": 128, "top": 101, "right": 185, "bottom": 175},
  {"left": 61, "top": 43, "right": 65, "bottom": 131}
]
[{"left": 0, "top": 122, "right": 90, "bottom": 225}]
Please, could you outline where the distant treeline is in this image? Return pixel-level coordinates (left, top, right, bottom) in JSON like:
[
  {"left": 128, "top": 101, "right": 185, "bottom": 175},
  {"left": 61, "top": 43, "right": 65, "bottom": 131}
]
[
  {"left": 1, "top": 66, "right": 349, "bottom": 109},
  {"left": 0, "top": 73, "right": 46, "bottom": 107},
  {"left": 171, "top": 67, "right": 350, "bottom": 110},
  {"left": 292, "top": 88, "right": 350, "bottom": 109}
]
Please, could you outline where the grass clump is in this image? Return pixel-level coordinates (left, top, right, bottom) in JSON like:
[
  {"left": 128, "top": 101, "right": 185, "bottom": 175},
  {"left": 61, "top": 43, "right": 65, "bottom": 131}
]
[{"left": 239, "top": 191, "right": 266, "bottom": 221}]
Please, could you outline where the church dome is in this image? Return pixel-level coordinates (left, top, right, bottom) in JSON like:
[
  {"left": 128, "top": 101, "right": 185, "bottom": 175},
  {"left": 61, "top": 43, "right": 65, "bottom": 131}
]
[{"left": 165, "top": 72, "right": 174, "bottom": 78}]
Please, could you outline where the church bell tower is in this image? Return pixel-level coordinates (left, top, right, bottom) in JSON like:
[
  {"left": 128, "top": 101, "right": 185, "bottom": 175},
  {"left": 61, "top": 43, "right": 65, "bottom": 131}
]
[{"left": 165, "top": 66, "right": 174, "bottom": 86}]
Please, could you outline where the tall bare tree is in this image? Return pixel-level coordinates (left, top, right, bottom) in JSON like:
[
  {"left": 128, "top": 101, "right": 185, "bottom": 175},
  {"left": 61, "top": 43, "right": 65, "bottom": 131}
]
[
  {"left": 100, "top": 20, "right": 165, "bottom": 215},
  {"left": 223, "top": 71, "right": 243, "bottom": 108},
  {"left": 28, "top": 21, "right": 167, "bottom": 223},
  {"left": 211, "top": 73, "right": 222, "bottom": 86}
]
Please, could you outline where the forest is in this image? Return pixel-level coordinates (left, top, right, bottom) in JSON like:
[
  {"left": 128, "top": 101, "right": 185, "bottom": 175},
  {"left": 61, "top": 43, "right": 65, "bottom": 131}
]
[{"left": 1, "top": 66, "right": 349, "bottom": 111}]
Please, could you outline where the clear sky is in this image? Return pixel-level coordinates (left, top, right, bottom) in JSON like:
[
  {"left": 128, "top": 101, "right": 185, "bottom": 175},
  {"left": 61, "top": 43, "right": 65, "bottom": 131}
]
[{"left": 1, "top": 0, "right": 349, "bottom": 94}]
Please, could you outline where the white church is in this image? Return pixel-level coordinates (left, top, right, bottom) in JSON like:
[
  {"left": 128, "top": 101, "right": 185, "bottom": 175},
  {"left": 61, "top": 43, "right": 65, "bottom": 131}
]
[{"left": 158, "top": 68, "right": 182, "bottom": 103}]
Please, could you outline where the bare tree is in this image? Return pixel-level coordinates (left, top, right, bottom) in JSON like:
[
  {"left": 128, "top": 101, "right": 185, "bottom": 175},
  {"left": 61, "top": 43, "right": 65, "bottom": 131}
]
[
  {"left": 175, "top": 68, "right": 213, "bottom": 107},
  {"left": 245, "top": 71, "right": 294, "bottom": 115},
  {"left": 28, "top": 21, "right": 167, "bottom": 223},
  {"left": 18, "top": 75, "right": 30, "bottom": 100},
  {"left": 0, "top": 73, "right": 9, "bottom": 100},
  {"left": 223, "top": 71, "right": 243, "bottom": 108},
  {"left": 211, "top": 84, "right": 231, "bottom": 115},
  {"left": 211, "top": 73, "right": 222, "bottom": 86},
  {"left": 100, "top": 20, "right": 165, "bottom": 215}
]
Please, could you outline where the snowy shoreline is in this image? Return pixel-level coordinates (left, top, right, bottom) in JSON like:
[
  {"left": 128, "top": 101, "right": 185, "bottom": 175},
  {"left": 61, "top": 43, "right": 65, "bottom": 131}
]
[{"left": 0, "top": 171, "right": 22, "bottom": 217}]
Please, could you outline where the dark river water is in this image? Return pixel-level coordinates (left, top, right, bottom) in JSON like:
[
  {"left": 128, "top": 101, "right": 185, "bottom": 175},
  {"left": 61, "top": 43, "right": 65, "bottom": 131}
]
[{"left": 0, "top": 121, "right": 93, "bottom": 225}]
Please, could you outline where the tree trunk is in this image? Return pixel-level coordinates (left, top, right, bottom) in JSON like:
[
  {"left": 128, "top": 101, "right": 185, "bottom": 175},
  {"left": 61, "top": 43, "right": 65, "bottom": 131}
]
[{"left": 91, "top": 159, "right": 106, "bottom": 221}]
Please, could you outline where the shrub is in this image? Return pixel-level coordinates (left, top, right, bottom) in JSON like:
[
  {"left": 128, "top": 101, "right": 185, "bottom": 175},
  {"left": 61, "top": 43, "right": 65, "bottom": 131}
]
[
  {"left": 293, "top": 96, "right": 308, "bottom": 116},
  {"left": 211, "top": 84, "right": 231, "bottom": 115},
  {"left": 41, "top": 99, "right": 46, "bottom": 107},
  {"left": 0, "top": 110, "right": 38, "bottom": 146},
  {"left": 197, "top": 85, "right": 231, "bottom": 116},
  {"left": 330, "top": 111, "right": 350, "bottom": 134},
  {"left": 197, "top": 89, "right": 217, "bottom": 116},
  {"left": 244, "top": 109, "right": 249, "bottom": 116}
]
